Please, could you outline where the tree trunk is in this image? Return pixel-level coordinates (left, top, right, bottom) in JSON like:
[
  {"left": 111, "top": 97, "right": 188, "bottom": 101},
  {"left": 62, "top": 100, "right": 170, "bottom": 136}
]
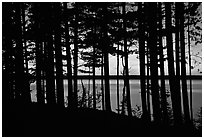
[
  {"left": 165, "top": 2, "right": 182, "bottom": 125},
  {"left": 175, "top": 3, "right": 182, "bottom": 107},
  {"left": 102, "top": 3, "right": 111, "bottom": 111},
  {"left": 187, "top": 3, "right": 193, "bottom": 121},
  {"left": 148, "top": 2, "right": 161, "bottom": 123},
  {"left": 144, "top": 3, "right": 151, "bottom": 120},
  {"left": 54, "top": 3, "right": 64, "bottom": 107},
  {"left": 64, "top": 3, "right": 73, "bottom": 108},
  {"left": 34, "top": 3, "right": 45, "bottom": 105},
  {"left": 138, "top": 2, "right": 148, "bottom": 120},
  {"left": 93, "top": 27, "right": 96, "bottom": 109},
  {"left": 117, "top": 43, "right": 120, "bottom": 114},
  {"left": 45, "top": 4, "right": 56, "bottom": 105},
  {"left": 73, "top": 3, "right": 79, "bottom": 108},
  {"left": 81, "top": 79, "right": 86, "bottom": 107},
  {"left": 179, "top": 2, "right": 191, "bottom": 125},
  {"left": 158, "top": 2, "right": 168, "bottom": 125},
  {"left": 22, "top": 3, "right": 32, "bottom": 103},
  {"left": 123, "top": 2, "right": 132, "bottom": 117},
  {"left": 101, "top": 53, "right": 105, "bottom": 110}
]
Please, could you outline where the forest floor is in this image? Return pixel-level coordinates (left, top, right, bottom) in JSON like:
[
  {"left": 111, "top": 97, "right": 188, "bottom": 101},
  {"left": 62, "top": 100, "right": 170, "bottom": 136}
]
[{"left": 3, "top": 103, "right": 202, "bottom": 137}]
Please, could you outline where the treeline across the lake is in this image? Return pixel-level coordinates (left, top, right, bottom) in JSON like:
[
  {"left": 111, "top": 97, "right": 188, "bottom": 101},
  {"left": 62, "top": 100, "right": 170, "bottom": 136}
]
[{"left": 2, "top": 2, "right": 202, "bottom": 137}]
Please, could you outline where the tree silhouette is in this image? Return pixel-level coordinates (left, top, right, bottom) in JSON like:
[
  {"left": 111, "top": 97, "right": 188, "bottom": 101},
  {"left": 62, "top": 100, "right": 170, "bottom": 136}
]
[
  {"left": 148, "top": 2, "right": 162, "bottom": 124},
  {"left": 45, "top": 3, "right": 56, "bottom": 105},
  {"left": 179, "top": 2, "right": 191, "bottom": 125},
  {"left": 138, "top": 2, "right": 149, "bottom": 121},
  {"left": 165, "top": 2, "right": 182, "bottom": 126},
  {"left": 157, "top": 3, "right": 168, "bottom": 125},
  {"left": 2, "top": 2, "right": 202, "bottom": 137},
  {"left": 102, "top": 3, "right": 112, "bottom": 111}
]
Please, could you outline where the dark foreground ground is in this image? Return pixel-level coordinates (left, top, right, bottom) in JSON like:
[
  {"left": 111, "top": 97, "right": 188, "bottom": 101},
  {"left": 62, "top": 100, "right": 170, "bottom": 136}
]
[{"left": 3, "top": 103, "right": 202, "bottom": 137}]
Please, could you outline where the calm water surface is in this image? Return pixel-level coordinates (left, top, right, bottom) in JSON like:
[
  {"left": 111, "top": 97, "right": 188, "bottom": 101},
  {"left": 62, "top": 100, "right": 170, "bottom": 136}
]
[{"left": 30, "top": 79, "right": 202, "bottom": 118}]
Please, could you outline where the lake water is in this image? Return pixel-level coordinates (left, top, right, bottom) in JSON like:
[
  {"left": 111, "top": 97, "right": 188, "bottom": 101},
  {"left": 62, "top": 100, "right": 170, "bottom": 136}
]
[{"left": 30, "top": 79, "right": 202, "bottom": 119}]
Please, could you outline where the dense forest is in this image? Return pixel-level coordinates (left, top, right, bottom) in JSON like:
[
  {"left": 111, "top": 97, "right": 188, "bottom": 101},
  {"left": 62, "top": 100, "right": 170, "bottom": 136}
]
[{"left": 2, "top": 2, "right": 202, "bottom": 137}]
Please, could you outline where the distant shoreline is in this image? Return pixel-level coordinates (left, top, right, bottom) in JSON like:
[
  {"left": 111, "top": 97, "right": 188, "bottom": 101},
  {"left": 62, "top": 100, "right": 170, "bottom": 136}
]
[{"left": 33, "top": 75, "right": 202, "bottom": 80}]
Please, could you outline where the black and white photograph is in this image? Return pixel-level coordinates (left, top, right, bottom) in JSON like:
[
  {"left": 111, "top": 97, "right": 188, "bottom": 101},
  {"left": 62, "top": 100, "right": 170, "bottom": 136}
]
[{"left": 2, "top": 1, "right": 202, "bottom": 137}]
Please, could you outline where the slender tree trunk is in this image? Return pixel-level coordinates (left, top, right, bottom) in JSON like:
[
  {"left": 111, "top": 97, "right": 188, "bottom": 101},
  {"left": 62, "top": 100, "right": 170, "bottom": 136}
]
[
  {"left": 179, "top": 2, "right": 191, "bottom": 125},
  {"left": 45, "top": 4, "right": 56, "bottom": 105},
  {"left": 101, "top": 53, "right": 105, "bottom": 110},
  {"left": 187, "top": 3, "right": 193, "bottom": 122},
  {"left": 22, "top": 3, "right": 31, "bottom": 103},
  {"left": 88, "top": 66, "right": 91, "bottom": 108},
  {"left": 121, "top": 58, "right": 126, "bottom": 115},
  {"left": 117, "top": 43, "right": 120, "bottom": 114},
  {"left": 121, "top": 68, "right": 126, "bottom": 115},
  {"left": 93, "top": 27, "right": 96, "bottom": 109},
  {"left": 93, "top": 47, "right": 96, "bottom": 109},
  {"left": 175, "top": 3, "right": 182, "bottom": 106},
  {"left": 64, "top": 3, "right": 73, "bottom": 108},
  {"left": 81, "top": 79, "right": 86, "bottom": 107},
  {"left": 148, "top": 2, "right": 161, "bottom": 123},
  {"left": 34, "top": 3, "right": 44, "bottom": 105},
  {"left": 73, "top": 3, "right": 79, "bottom": 108},
  {"left": 102, "top": 3, "right": 111, "bottom": 111},
  {"left": 158, "top": 2, "right": 168, "bottom": 125},
  {"left": 123, "top": 2, "right": 132, "bottom": 117},
  {"left": 138, "top": 2, "right": 148, "bottom": 120},
  {"left": 54, "top": 3, "right": 64, "bottom": 107},
  {"left": 146, "top": 48, "right": 151, "bottom": 119},
  {"left": 144, "top": 4, "right": 151, "bottom": 119},
  {"left": 165, "top": 2, "right": 182, "bottom": 125}
]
